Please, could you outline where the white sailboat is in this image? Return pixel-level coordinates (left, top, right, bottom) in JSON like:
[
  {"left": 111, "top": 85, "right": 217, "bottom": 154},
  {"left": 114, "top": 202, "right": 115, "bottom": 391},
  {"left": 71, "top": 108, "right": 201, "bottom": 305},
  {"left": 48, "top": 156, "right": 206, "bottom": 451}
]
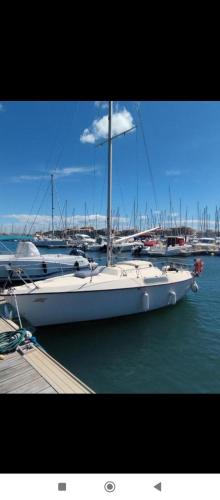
[
  {"left": 1, "top": 102, "right": 198, "bottom": 327},
  {"left": 133, "top": 236, "right": 192, "bottom": 257},
  {"left": 32, "top": 174, "right": 74, "bottom": 248},
  {"left": 99, "top": 229, "right": 158, "bottom": 253},
  {"left": 32, "top": 236, "right": 70, "bottom": 248}
]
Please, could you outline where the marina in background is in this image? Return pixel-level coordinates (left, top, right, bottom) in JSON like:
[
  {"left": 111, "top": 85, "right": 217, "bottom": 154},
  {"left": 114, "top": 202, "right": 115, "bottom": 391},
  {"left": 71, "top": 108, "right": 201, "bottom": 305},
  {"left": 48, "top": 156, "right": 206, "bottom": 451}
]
[{"left": 1, "top": 100, "right": 220, "bottom": 393}]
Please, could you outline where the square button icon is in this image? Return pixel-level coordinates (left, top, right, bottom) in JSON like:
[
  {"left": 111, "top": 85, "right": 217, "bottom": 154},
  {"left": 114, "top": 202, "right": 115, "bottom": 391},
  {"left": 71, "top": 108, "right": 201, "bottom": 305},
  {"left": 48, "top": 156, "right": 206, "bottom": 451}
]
[{"left": 58, "top": 483, "right": 66, "bottom": 491}]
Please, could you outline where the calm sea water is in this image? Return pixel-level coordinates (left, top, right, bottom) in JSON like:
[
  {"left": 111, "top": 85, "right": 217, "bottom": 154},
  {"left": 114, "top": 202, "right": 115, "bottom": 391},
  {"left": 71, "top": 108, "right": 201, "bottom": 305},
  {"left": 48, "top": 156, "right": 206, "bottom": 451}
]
[{"left": 1, "top": 238, "right": 220, "bottom": 393}]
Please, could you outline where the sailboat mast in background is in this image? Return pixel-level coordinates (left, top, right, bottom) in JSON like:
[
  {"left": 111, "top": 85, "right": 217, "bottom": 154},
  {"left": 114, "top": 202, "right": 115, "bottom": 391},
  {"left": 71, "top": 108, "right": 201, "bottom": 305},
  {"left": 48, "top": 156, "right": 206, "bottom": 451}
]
[
  {"left": 51, "top": 174, "right": 55, "bottom": 238},
  {"left": 107, "top": 101, "right": 113, "bottom": 267}
]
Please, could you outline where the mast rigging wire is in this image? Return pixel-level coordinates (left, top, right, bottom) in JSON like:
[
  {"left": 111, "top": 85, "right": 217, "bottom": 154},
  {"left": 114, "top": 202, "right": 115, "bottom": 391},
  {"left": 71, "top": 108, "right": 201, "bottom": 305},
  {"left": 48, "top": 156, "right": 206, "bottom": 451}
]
[{"left": 134, "top": 103, "right": 159, "bottom": 212}]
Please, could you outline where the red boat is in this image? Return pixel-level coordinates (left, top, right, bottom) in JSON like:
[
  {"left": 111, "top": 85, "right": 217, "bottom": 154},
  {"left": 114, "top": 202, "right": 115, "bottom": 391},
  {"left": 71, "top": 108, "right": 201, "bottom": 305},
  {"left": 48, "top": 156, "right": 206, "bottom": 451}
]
[{"left": 144, "top": 239, "right": 158, "bottom": 247}]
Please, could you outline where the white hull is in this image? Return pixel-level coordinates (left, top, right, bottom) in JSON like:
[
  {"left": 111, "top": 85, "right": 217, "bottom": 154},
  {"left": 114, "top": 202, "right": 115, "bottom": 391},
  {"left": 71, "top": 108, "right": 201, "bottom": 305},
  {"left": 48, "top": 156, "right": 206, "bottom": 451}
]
[
  {"left": 192, "top": 243, "right": 217, "bottom": 252},
  {"left": 2, "top": 261, "right": 194, "bottom": 327},
  {"left": 0, "top": 242, "right": 93, "bottom": 283},
  {"left": 0, "top": 258, "right": 91, "bottom": 282},
  {"left": 33, "top": 238, "right": 69, "bottom": 248},
  {"left": 84, "top": 244, "right": 104, "bottom": 252},
  {"left": 136, "top": 246, "right": 192, "bottom": 257}
]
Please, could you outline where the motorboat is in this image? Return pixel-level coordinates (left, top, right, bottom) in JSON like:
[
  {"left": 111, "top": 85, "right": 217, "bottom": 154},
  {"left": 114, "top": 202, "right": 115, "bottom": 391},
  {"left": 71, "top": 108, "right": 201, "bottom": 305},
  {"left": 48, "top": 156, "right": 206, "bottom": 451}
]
[{"left": 0, "top": 241, "right": 96, "bottom": 284}]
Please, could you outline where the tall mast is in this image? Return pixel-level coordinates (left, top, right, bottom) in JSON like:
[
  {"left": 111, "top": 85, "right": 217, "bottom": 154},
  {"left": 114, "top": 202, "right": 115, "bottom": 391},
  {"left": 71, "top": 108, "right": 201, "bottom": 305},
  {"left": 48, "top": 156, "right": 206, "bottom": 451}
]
[
  {"left": 197, "top": 201, "right": 200, "bottom": 234},
  {"left": 169, "top": 185, "right": 172, "bottom": 232},
  {"left": 72, "top": 208, "right": 75, "bottom": 235},
  {"left": 65, "top": 200, "right": 68, "bottom": 233},
  {"left": 133, "top": 199, "right": 136, "bottom": 230},
  {"left": 107, "top": 101, "right": 113, "bottom": 267},
  {"left": 84, "top": 202, "right": 87, "bottom": 227},
  {"left": 51, "top": 174, "right": 54, "bottom": 238}
]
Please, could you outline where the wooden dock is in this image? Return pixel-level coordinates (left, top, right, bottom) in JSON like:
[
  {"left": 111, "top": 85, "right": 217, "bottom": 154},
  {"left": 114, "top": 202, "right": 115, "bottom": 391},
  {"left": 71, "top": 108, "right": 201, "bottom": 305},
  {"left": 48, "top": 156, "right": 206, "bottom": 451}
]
[{"left": 0, "top": 314, "right": 94, "bottom": 394}]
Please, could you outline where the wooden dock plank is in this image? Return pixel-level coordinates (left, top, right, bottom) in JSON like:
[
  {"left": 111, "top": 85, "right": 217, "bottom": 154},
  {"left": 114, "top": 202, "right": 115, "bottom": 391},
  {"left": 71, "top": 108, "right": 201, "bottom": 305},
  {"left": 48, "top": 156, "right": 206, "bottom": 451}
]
[
  {"left": 0, "top": 355, "right": 26, "bottom": 372},
  {"left": 0, "top": 364, "right": 34, "bottom": 384},
  {"left": 38, "top": 386, "right": 57, "bottom": 394},
  {"left": 0, "top": 369, "right": 42, "bottom": 393},
  {"left": 0, "top": 316, "right": 18, "bottom": 333},
  {"left": 1, "top": 351, "right": 20, "bottom": 361},
  {"left": 9, "top": 376, "right": 54, "bottom": 394},
  {"left": 25, "top": 347, "right": 93, "bottom": 394},
  {"left": 0, "top": 315, "right": 94, "bottom": 394}
]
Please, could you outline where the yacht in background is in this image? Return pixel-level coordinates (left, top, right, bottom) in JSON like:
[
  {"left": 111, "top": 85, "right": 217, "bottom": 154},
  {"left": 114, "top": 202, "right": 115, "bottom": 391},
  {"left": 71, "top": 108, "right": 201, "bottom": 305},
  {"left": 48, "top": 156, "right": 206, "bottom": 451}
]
[{"left": 0, "top": 241, "right": 96, "bottom": 284}]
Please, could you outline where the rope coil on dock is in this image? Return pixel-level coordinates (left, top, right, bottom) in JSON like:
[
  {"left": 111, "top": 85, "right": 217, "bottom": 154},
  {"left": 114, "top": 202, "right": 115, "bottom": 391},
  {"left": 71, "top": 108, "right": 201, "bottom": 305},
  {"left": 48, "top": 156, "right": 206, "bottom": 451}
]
[{"left": 0, "top": 328, "right": 29, "bottom": 354}]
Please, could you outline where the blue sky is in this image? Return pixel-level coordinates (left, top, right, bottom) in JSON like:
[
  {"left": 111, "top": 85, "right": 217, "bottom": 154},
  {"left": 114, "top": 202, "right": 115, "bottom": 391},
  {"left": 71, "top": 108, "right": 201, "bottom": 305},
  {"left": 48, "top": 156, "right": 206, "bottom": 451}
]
[{"left": 0, "top": 100, "right": 220, "bottom": 232}]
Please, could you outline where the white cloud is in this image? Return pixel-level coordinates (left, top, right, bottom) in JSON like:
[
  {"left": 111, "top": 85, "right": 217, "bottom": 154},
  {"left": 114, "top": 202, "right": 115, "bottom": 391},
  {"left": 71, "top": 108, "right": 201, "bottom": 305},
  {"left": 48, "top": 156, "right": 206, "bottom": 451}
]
[
  {"left": 0, "top": 103, "right": 4, "bottom": 112},
  {"left": 2, "top": 212, "right": 218, "bottom": 233},
  {"left": 3, "top": 213, "right": 129, "bottom": 225},
  {"left": 169, "top": 212, "right": 179, "bottom": 217},
  {"left": 11, "top": 175, "right": 49, "bottom": 182},
  {"left": 165, "top": 170, "right": 181, "bottom": 176},
  {"left": 80, "top": 108, "right": 135, "bottom": 144},
  {"left": 79, "top": 129, "right": 96, "bottom": 144},
  {"left": 10, "top": 166, "right": 96, "bottom": 182},
  {"left": 1, "top": 213, "right": 130, "bottom": 231},
  {"left": 51, "top": 166, "right": 96, "bottom": 177}
]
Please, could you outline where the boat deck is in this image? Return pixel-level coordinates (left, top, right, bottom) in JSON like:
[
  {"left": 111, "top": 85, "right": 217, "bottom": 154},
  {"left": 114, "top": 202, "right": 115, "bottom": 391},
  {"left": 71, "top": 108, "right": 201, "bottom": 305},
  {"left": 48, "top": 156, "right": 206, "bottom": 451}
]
[{"left": 0, "top": 314, "right": 94, "bottom": 394}]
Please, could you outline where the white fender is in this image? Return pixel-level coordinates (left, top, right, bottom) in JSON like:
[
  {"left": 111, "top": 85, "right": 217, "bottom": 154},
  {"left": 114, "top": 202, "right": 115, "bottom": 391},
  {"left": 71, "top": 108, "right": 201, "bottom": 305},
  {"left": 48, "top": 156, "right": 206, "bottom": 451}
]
[
  {"left": 143, "top": 292, "right": 149, "bottom": 311},
  {"left": 168, "top": 290, "right": 176, "bottom": 305},
  {"left": 191, "top": 281, "right": 199, "bottom": 293},
  {"left": 3, "top": 303, "right": 13, "bottom": 320},
  {"left": 162, "top": 265, "right": 169, "bottom": 273}
]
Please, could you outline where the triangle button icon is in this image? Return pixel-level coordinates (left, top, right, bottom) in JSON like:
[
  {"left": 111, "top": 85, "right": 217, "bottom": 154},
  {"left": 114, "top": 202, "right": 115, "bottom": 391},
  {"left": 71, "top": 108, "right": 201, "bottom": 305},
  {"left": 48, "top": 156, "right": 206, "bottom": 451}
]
[{"left": 154, "top": 482, "right": 162, "bottom": 492}]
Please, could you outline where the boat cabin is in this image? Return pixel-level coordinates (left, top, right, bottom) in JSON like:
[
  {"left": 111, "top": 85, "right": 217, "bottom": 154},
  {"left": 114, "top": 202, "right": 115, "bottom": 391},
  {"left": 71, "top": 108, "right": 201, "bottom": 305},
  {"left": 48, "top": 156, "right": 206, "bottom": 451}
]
[
  {"left": 198, "top": 237, "right": 215, "bottom": 244},
  {"left": 166, "top": 236, "right": 186, "bottom": 247}
]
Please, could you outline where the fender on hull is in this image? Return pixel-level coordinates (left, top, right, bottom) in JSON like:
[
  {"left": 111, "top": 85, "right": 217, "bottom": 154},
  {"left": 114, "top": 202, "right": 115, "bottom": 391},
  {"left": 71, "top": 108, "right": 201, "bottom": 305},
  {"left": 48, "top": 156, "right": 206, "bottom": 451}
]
[{"left": 9, "top": 278, "right": 193, "bottom": 327}]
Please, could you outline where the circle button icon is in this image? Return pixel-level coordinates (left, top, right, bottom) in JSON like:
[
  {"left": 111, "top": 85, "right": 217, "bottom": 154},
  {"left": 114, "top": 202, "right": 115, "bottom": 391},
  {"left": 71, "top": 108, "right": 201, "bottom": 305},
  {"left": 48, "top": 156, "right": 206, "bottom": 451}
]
[{"left": 104, "top": 481, "right": 116, "bottom": 493}]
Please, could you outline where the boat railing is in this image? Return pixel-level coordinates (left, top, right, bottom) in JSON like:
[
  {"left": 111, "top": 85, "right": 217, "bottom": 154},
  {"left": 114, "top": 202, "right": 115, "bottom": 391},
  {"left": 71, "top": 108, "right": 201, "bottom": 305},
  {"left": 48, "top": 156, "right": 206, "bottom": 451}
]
[
  {"left": 0, "top": 266, "right": 40, "bottom": 292},
  {"left": 0, "top": 260, "right": 93, "bottom": 275},
  {"left": 158, "top": 260, "right": 194, "bottom": 272}
]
